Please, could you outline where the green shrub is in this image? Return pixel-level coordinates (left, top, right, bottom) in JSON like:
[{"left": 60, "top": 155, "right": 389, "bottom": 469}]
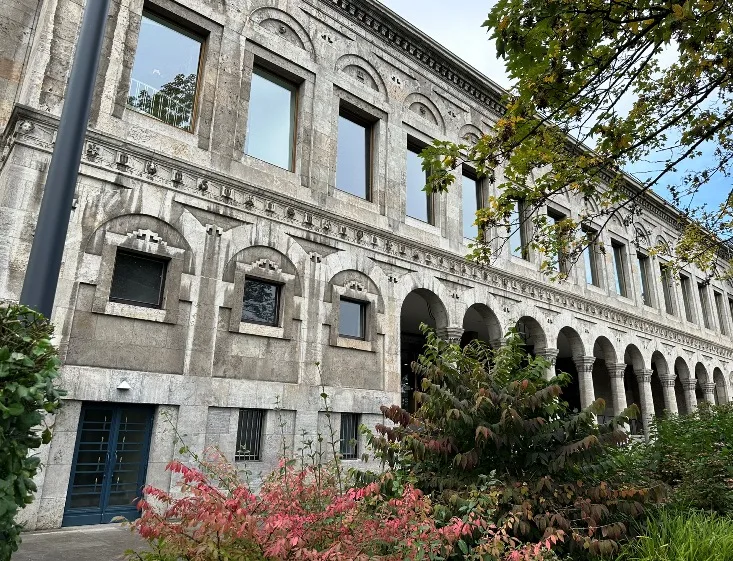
[
  {"left": 0, "top": 305, "right": 64, "bottom": 560},
  {"left": 650, "top": 403, "right": 733, "bottom": 513},
  {"left": 616, "top": 508, "right": 733, "bottom": 561},
  {"left": 368, "top": 328, "right": 661, "bottom": 559}
]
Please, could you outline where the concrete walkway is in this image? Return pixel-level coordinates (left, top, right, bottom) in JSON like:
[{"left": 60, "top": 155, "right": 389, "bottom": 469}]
[{"left": 15, "top": 525, "right": 147, "bottom": 561}]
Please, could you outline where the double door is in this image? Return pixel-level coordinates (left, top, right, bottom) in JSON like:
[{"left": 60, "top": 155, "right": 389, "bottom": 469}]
[{"left": 62, "top": 404, "right": 154, "bottom": 527}]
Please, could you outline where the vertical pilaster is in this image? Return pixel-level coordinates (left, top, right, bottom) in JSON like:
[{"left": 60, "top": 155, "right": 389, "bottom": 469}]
[
  {"left": 610, "top": 363, "right": 628, "bottom": 416},
  {"left": 573, "top": 356, "right": 596, "bottom": 410},
  {"left": 637, "top": 368, "right": 654, "bottom": 438},
  {"left": 659, "top": 375, "right": 678, "bottom": 415},
  {"left": 682, "top": 378, "right": 698, "bottom": 412}
]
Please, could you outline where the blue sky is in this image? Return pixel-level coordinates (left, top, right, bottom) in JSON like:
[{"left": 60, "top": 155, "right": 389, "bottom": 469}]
[{"left": 379, "top": 0, "right": 728, "bottom": 211}]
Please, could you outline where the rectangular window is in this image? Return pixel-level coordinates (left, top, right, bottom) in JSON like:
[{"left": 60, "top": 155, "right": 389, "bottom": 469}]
[
  {"left": 637, "top": 253, "right": 652, "bottom": 306},
  {"left": 680, "top": 274, "right": 695, "bottom": 323},
  {"left": 128, "top": 11, "right": 203, "bottom": 131},
  {"left": 715, "top": 291, "right": 728, "bottom": 335},
  {"left": 242, "top": 279, "right": 281, "bottom": 326},
  {"left": 336, "top": 108, "right": 371, "bottom": 199},
  {"left": 245, "top": 67, "right": 297, "bottom": 170},
  {"left": 109, "top": 250, "right": 167, "bottom": 308},
  {"left": 698, "top": 282, "right": 712, "bottom": 329},
  {"left": 612, "top": 241, "right": 628, "bottom": 297},
  {"left": 339, "top": 413, "right": 360, "bottom": 460},
  {"left": 582, "top": 230, "right": 601, "bottom": 287},
  {"left": 339, "top": 298, "right": 366, "bottom": 339},
  {"left": 509, "top": 199, "right": 528, "bottom": 260},
  {"left": 660, "top": 264, "right": 675, "bottom": 315},
  {"left": 462, "top": 169, "right": 480, "bottom": 239},
  {"left": 406, "top": 141, "right": 432, "bottom": 223},
  {"left": 235, "top": 409, "right": 264, "bottom": 461},
  {"left": 547, "top": 209, "right": 567, "bottom": 272}
]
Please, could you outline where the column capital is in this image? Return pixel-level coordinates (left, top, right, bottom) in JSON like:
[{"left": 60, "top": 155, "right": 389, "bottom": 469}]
[
  {"left": 636, "top": 368, "right": 653, "bottom": 384},
  {"left": 702, "top": 382, "right": 717, "bottom": 394},
  {"left": 436, "top": 326, "right": 464, "bottom": 344},
  {"left": 536, "top": 348, "right": 559, "bottom": 365},
  {"left": 681, "top": 378, "right": 698, "bottom": 391},
  {"left": 490, "top": 337, "right": 507, "bottom": 349},
  {"left": 573, "top": 356, "right": 596, "bottom": 373},
  {"left": 659, "top": 375, "right": 677, "bottom": 388},
  {"left": 610, "top": 363, "right": 627, "bottom": 379}
]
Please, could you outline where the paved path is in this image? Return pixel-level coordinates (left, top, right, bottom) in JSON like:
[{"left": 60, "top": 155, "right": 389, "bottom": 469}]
[{"left": 15, "top": 525, "right": 147, "bottom": 561}]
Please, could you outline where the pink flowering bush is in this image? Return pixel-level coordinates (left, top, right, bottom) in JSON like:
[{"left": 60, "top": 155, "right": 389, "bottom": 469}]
[{"left": 126, "top": 448, "right": 560, "bottom": 561}]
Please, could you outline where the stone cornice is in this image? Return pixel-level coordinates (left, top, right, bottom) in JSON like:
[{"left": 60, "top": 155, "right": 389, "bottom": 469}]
[{"left": 3, "top": 107, "right": 732, "bottom": 361}]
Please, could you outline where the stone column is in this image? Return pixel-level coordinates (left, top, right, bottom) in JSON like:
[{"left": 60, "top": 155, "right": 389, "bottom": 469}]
[
  {"left": 436, "top": 326, "right": 464, "bottom": 344},
  {"left": 637, "top": 368, "right": 655, "bottom": 439},
  {"left": 702, "top": 382, "right": 717, "bottom": 405},
  {"left": 658, "top": 375, "right": 678, "bottom": 415},
  {"left": 609, "top": 363, "right": 628, "bottom": 416},
  {"left": 536, "top": 348, "right": 559, "bottom": 381},
  {"left": 573, "top": 356, "right": 597, "bottom": 410},
  {"left": 490, "top": 336, "right": 507, "bottom": 349},
  {"left": 682, "top": 378, "right": 698, "bottom": 412}
]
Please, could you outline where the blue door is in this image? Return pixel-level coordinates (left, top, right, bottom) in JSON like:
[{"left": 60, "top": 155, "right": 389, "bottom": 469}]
[{"left": 62, "top": 404, "right": 154, "bottom": 527}]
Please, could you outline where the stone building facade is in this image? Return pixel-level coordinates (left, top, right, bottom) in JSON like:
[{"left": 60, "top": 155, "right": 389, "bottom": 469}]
[{"left": 1, "top": 0, "right": 732, "bottom": 530}]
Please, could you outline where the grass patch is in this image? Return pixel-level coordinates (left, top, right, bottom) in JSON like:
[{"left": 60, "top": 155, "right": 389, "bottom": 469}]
[{"left": 616, "top": 508, "right": 733, "bottom": 561}]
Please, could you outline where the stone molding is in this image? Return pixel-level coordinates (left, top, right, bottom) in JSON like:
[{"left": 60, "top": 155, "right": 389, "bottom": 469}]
[{"left": 4, "top": 108, "right": 733, "bottom": 361}]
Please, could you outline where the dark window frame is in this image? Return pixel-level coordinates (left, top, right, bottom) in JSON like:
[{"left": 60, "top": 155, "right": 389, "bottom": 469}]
[
  {"left": 241, "top": 277, "right": 283, "bottom": 327},
  {"left": 127, "top": 8, "right": 206, "bottom": 132},
  {"left": 109, "top": 249, "right": 168, "bottom": 309},
  {"left": 637, "top": 252, "right": 653, "bottom": 306},
  {"left": 714, "top": 290, "right": 728, "bottom": 335},
  {"left": 461, "top": 166, "right": 482, "bottom": 240},
  {"left": 547, "top": 207, "right": 568, "bottom": 273},
  {"left": 245, "top": 65, "right": 299, "bottom": 171},
  {"left": 336, "top": 104, "right": 374, "bottom": 200},
  {"left": 680, "top": 273, "right": 696, "bottom": 323},
  {"left": 509, "top": 198, "right": 529, "bottom": 260},
  {"left": 698, "top": 281, "right": 712, "bottom": 329},
  {"left": 338, "top": 297, "right": 367, "bottom": 340},
  {"left": 611, "top": 240, "right": 629, "bottom": 297},
  {"left": 339, "top": 412, "right": 360, "bottom": 460},
  {"left": 660, "top": 263, "right": 675, "bottom": 315},
  {"left": 235, "top": 409, "right": 265, "bottom": 462},
  {"left": 582, "top": 227, "right": 601, "bottom": 287},
  {"left": 406, "top": 138, "right": 434, "bottom": 225}
]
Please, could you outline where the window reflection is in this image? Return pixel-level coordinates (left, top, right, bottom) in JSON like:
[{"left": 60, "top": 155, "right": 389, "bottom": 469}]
[
  {"left": 339, "top": 298, "right": 366, "bottom": 339},
  {"left": 128, "top": 12, "right": 203, "bottom": 131},
  {"left": 462, "top": 173, "right": 479, "bottom": 239},
  {"left": 245, "top": 68, "right": 296, "bottom": 170},
  {"left": 242, "top": 279, "right": 280, "bottom": 326},
  {"left": 336, "top": 111, "right": 371, "bottom": 199},
  {"left": 406, "top": 143, "right": 431, "bottom": 223},
  {"left": 109, "top": 250, "right": 167, "bottom": 308}
]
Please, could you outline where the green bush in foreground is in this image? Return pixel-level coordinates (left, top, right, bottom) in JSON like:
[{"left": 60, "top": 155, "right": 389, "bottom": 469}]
[
  {"left": 0, "top": 305, "right": 64, "bottom": 561},
  {"left": 651, "top": 403, "right": 733, "bottom": 514},
  {"left": 616, "top": 508, "right": 733, "bottom": 561}
]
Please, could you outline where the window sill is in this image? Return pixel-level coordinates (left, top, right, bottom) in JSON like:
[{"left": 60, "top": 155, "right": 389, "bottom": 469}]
[
  {"left": 585, "top": 284, "right": 606, "bottom": 297},
  {"left": 237, "top": 322, "right": 287, "bottom": 340},
  {"left": 97, "top": 301, "right": 173, "bottom": 324},
  {"left": 334, "top": 336, "right": 373, "bottom": 352},
  {"left": 405, "top": 216, "right": 439, "bottom": 233}
]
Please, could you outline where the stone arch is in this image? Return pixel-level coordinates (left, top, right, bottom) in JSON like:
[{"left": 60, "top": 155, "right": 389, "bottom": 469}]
[
  {"left": 462, "top": 303, "right": 502, "bottom": 347},
  {"left": 650, "top": 351, "right": 669, "bottom": 416},
  {"left": 404, "top": 92, "right": 445, "bottom": 134},
  {"left": 400, "top": 288, "right": 449, "bottom": 412},
  {"left": 714, "top": 367, "right": 729, "bottom": 404},
  {"left": 515, "top": 316, "right": 547, "bottom": 356},
  {"left": 624, "top": 344, "right": 645, "bottom": 435},
  {"left": 328, "top": 268, "right": 384, "bottom": 313},
  {"left": 249, "top": 7, "right": 315, "bottom": 60},
  {"left": 83, "top": 213, "right": 195, "bottom": 274},
  {"left": 674, "top": 357, "right": 692, "bottom": 414},
  {"left": 695, "top": 362, "right": 709, "bottom": 404},
  {"left": 557, "top": 326, "right": 585, "bottom": 413},
  {"left": 335, "top": 54, "right": 387, "bottom": 99},
  {"left": 634, "top": 223, "right": 651, "bottom": 249},
  {"left": 592, "top": 336, "right": 618, "bottom": 420},
  {"left": 558, "top": 326, "right": 585, "bottom": 357},
  {"left": 223, "top": 245, "right": 302, "bottom": 296},
  {"left": 458, "top": 123, "right": 483, "bottom": 144}
]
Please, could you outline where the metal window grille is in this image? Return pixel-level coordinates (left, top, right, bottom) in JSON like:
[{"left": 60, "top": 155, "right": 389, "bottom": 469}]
[
  {"left": 235, "top": 409, "right": 264, "bottom": 461},
  {"left": 339, "top": 413, "right": 360, "bottom": 460}
]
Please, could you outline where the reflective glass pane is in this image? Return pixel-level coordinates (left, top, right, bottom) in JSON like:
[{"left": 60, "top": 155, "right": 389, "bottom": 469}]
[
  {"left": 508, "top": 201, "right": 525, "bottom": 258},
  {"left": 613, "top": 243, "right": 627, "bottom": 296},
  {"left": 336, "top": 114, "right": 370, "bottom": 199},
  {"left": 245, "top": 69, "right": 295, "bottom": 170},
  {"left": 107, "top": 409, "right": 150, "bottom": 507},
  {"left": 638, "top": 254, "right": 651, "bottom": 305},
  {"left": 109, "top": 251, "right": 166, "bottom": 308},
  {"left": 462, "top": 174, "right": 478, "bottom": 239},
  {"left": 406, "top": 146, "right": 430, "bottom": 222},
  {"left": 583, "top": 246, "right": 595, "bottom": 285},
  {"left": 339, "top": 299, "right": 365, "bottom": 339},
  {"left": 128, "top": 13, "right": 202, "bottom": 130},
  {"left": 242, "top": 279, "right": 280, "bottom": 325}
]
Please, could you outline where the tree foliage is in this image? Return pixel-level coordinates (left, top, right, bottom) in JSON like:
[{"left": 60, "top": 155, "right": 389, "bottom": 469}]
[
  {"left": 0, "top": 305, "right": 64, "bottom": 560},
  {"left": 422, "top": 0, "right": 733, "bottom": 278},
  {"left": 368, "top": 329, "right": 661, "bottom": 558}
]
